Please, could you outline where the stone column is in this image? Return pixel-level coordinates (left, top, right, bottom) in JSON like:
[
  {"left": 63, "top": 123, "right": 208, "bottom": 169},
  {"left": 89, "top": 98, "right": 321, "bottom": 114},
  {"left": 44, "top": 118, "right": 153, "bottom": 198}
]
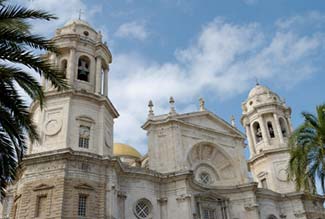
[
  {"left": 95, "top": 57, "right": 102, "bottom": 94},
  {"left": 68, "top": 48, "right": 76, "bottom": 86},
  {"left": 286, "top": 116, "right": 294, "bottom": 133},
  {"left": 250, "top": 125, "right": 257, "bottom": 147},
  {"left": 246, "top": 125, "right": 256, "bottom": 157},
  {"left": 117, "top": 192, "right": 127, "bottom": 219},
  {"left": 158, "top": 197, "right": 168, "bottom": 219},
  {"left": 103, "top": 68, "right": 108, "bottom": 96},
  {"left": 273, "top": 113, "right": 284, "bottom": 144},
  {"left": 258, "top": 115, "right": 269, "bottom": 145},
  {"left": 176, "top": 194, "right": 192, "bottom": 218}
]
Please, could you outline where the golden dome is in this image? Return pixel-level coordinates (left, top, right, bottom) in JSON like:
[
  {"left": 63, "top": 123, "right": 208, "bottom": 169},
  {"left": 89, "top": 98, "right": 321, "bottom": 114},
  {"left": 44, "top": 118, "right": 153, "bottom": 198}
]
[{"left": 113, "top": 143, "right": 141, "bottom": 159}]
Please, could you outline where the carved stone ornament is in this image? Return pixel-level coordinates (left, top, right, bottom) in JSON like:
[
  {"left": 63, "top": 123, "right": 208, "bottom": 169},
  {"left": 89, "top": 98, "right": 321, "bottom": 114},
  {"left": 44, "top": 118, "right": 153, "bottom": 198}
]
[
  {"left": 44, "top": 119, "right": 62, "bottom": 136},
  {"left": 277, "top": 168, "right": 288, "bottom": 182}
]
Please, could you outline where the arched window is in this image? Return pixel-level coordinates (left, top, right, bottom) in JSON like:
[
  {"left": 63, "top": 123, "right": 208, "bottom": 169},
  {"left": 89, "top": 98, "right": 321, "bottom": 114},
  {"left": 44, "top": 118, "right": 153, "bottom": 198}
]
[
  {"left": 61, "top": 59, "right": 68, "bottom": 75},
  {"left": 267, "top": 121, "right": 275, "bottom": 138},
  {"left": 77, "top": 56, "right": 90, "bottom": 81},
  {"left": 253, "top": 122, "right": 263, "bottom": 143},
  {"left": 279, "top": 118, "right": 287, "bottom": 137}
]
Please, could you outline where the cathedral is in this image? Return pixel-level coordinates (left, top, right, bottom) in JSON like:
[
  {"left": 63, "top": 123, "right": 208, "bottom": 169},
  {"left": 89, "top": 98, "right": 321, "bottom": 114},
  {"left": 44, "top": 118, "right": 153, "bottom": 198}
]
[{"left": 1, "top": 19, "right": 325, "bottom": 219}]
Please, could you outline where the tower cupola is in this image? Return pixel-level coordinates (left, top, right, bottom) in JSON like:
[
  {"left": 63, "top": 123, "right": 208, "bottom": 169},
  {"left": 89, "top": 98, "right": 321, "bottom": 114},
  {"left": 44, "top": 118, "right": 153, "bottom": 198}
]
[
  {"left": 241, "top": 84, "right": 292, "bottom": 156},
  {"left": 241, "top": 84, "right": 295, "bottom": 193},
  {"left": 43, "top": 19, "right": 111, "bottom": 96}
]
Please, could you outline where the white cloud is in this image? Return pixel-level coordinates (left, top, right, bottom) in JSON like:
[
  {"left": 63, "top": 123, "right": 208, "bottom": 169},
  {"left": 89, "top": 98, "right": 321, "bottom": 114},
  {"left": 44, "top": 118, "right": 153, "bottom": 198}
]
[
  {"left": 14, "top": 0, "right": 102, "bottom": 36},
  {"left": 115, "top": 21, "right": 149, "bottom": 41},
  {"left": 276, "top": 11, "right": 325, "bottom": 31},
  {"left": 109, "top": 17, "right": 325, "bottom": 154}
]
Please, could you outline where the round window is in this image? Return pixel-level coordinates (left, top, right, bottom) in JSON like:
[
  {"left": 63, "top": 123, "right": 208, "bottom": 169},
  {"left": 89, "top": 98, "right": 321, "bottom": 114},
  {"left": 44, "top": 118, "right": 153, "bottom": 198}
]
[
  {"left": 134, "top": 199, "right": 152, "bottom": 219},
  {"left": 199, "top": 172, "right": 211, "bottom": 184}
]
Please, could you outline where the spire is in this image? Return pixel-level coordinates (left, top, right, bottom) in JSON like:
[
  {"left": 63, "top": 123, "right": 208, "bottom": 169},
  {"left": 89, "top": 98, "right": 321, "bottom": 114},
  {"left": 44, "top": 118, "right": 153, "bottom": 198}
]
[
  {"left": 78, "top": 9, "right": 84, "bottom": 20},
  {"left": 231, "top": 115, "right": 236, "bottom": 127},
  {"left": 199, "top": 97, "right": 205, "bottom": 111},
  {"left": 148, "top": 100, "right": 154, "bottom": 118},
  {"left": 255, "top": 77, "right": 259, "bottom": 86},
  {"left": 169, "top": 96, "right": 176, "bottom": 115}
]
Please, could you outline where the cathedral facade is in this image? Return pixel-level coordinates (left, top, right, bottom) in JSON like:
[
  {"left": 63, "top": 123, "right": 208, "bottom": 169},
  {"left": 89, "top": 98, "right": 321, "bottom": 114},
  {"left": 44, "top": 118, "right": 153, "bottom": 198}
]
[{"left": 1, "top": 19, "right": 324, "bottom": 219}]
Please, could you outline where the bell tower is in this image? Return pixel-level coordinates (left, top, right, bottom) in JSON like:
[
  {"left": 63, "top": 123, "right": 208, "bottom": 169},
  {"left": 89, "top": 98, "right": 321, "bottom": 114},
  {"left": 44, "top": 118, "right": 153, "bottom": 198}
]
[
  {"left": 29, "top": 19, "right": 119, "bottom": 156},
  {"left": 241, "top": 84, "right": 295, "bottom": 193}
]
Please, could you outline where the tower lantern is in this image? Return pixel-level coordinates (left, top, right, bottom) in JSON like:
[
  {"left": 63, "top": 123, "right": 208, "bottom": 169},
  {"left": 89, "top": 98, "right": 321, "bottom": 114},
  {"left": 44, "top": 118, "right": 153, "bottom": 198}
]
[{"left": 241, "top": 84, "right": 295, "bottom": 193}]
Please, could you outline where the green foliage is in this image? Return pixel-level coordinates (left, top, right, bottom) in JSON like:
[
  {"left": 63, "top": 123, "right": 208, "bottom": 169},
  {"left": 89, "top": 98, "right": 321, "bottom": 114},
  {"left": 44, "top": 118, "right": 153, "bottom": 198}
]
[
  {"left": 0, "top": 0, "right": 68, "bottom": 200},
  {"left": 288, "top": 104, "right": 325, "bottom": 194}
]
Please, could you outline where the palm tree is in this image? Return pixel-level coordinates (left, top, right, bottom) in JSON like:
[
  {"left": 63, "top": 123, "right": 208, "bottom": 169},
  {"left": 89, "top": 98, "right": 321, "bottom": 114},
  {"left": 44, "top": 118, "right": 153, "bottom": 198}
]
[
  {"left": 0, "top": 0, "right": 67, "bottom": 200},
  {"left": 288, "top": 104, "right": 325, "bottom": 194}
]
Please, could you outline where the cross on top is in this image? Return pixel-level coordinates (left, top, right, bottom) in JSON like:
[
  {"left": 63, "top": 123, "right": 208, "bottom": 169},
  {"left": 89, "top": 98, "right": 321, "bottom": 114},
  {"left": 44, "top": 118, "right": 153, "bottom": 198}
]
[
  {"left": 255, "top": 77, "right": 260, "bottom": 86},
  {"left": 78, "top": 9, "right": 84, "bottom": 20}
]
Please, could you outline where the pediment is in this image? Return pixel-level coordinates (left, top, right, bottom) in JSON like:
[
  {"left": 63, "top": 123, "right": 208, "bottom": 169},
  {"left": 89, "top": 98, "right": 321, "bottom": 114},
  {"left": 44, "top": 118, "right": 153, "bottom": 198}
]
[
  {"left": 33, "top": 183, "right": 54, "bottom": 191},
  {"left": 177, "top": 111, "right": 245, "bottom": 138},
  {"left": 74, "top": 183, "right": 94, "bottom": 190}
]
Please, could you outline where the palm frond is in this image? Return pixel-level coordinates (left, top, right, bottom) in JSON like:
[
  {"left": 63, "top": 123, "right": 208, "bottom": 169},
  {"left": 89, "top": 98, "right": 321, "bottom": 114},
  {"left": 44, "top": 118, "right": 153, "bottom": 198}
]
[
  {"left": 0, "top": 44, "right": 68, "bottom": 90},
  {"left": 288, "top": 104, "right": 325, "bottom": 194},
  {"left": 0, "top": 82, "right": 39, "bottom": 143},
  {"left": 0, "top": 27, "right": 57, "bottom": 52},
  {"left": 0, "top": 18, "right": 30, "bottom": 32},
  {"left": 0, "top": 4, "right": 56, "bottom": 21},
  {"left": 0, "top": 65, "right": 44, "bottom": 107}
]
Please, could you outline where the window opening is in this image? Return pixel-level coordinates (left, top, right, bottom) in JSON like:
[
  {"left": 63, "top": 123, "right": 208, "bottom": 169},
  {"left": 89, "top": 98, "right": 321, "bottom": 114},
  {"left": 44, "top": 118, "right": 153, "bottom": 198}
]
[
  {"left": 78, "top": 194, "right": 87, "bottom": 216},
  {"left": 79, "top": 126, "right": 90, "bottom": 148},
  {"left": 267, "top": 121, "right": 275, "bottom": 138},
  {"left": 279, "top": 118, "right": 287, "bottom": 137},
  {"left": 77, "top": 57, "right": 90, "bottom": 81},
  {"left": 35, "top": 195, "right": 47, "bottom": 217},
  {"left": 199, "top": 172, "right": 211, "bottom": 185},
  {"left": 202, "top": 208, "right": 216, "bottom": 219},
  {"left": 253, "top": 122, "right": 263, "bottom": 143},
  {"left": 61, "top": 59, "right": 68, "bottom": 76},
  {"left": 134, "top": 199, "right": 152, "bottom": 219},
  {"left": 261, "top": 178, "right": 267, "bottom": 189}
]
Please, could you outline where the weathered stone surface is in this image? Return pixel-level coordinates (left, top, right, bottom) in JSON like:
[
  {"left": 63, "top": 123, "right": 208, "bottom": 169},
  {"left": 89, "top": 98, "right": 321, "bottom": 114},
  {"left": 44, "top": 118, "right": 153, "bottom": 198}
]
[{"left": 1, "top": 20, "right": 324, "bottom": 219}]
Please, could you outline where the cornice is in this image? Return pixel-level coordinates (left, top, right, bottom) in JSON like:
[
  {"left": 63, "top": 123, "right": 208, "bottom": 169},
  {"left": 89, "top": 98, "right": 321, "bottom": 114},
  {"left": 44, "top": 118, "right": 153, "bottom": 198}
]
[
  {"left": 30, "top": 90, "right": 119, "bottom": 118},
  {"left": 248, "top": 147, "right": 289, "bottom": 164}
]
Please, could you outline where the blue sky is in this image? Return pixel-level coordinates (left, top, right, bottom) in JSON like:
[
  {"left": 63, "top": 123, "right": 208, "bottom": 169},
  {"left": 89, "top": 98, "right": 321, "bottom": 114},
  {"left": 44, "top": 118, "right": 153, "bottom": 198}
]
[{"left": 17, "top": 0, "right": 325, "bottom": 155}]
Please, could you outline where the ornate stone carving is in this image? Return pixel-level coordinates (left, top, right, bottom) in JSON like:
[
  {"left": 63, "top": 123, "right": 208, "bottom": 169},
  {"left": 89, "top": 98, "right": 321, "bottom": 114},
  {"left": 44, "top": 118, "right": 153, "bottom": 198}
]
[{"left": 44, "top": 119, "right": 62, "bottom": 136}]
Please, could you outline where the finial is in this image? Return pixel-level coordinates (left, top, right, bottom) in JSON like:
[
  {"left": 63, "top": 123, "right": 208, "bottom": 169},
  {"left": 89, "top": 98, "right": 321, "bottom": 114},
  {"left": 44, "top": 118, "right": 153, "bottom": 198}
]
[
  {"left": 97, "top": 31, "right": 103, "bottom": 42},
  {"left": 148, "top": 100, "right": 154, "bottom": 117},
  {"left": 255, "top": 77, "right": 259, "bottom": 86},
  {"left": 199, "top": 97, "right": 205, "bottom": 111},
  {"left": 231, "top": 115, "right": 236, "bottom": 127},
  {"left": 78, "top": 9, "right": 84, "bottom": 20},
  {"left": 169, "top": 96, "right": 176, "bottom": 115}
]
